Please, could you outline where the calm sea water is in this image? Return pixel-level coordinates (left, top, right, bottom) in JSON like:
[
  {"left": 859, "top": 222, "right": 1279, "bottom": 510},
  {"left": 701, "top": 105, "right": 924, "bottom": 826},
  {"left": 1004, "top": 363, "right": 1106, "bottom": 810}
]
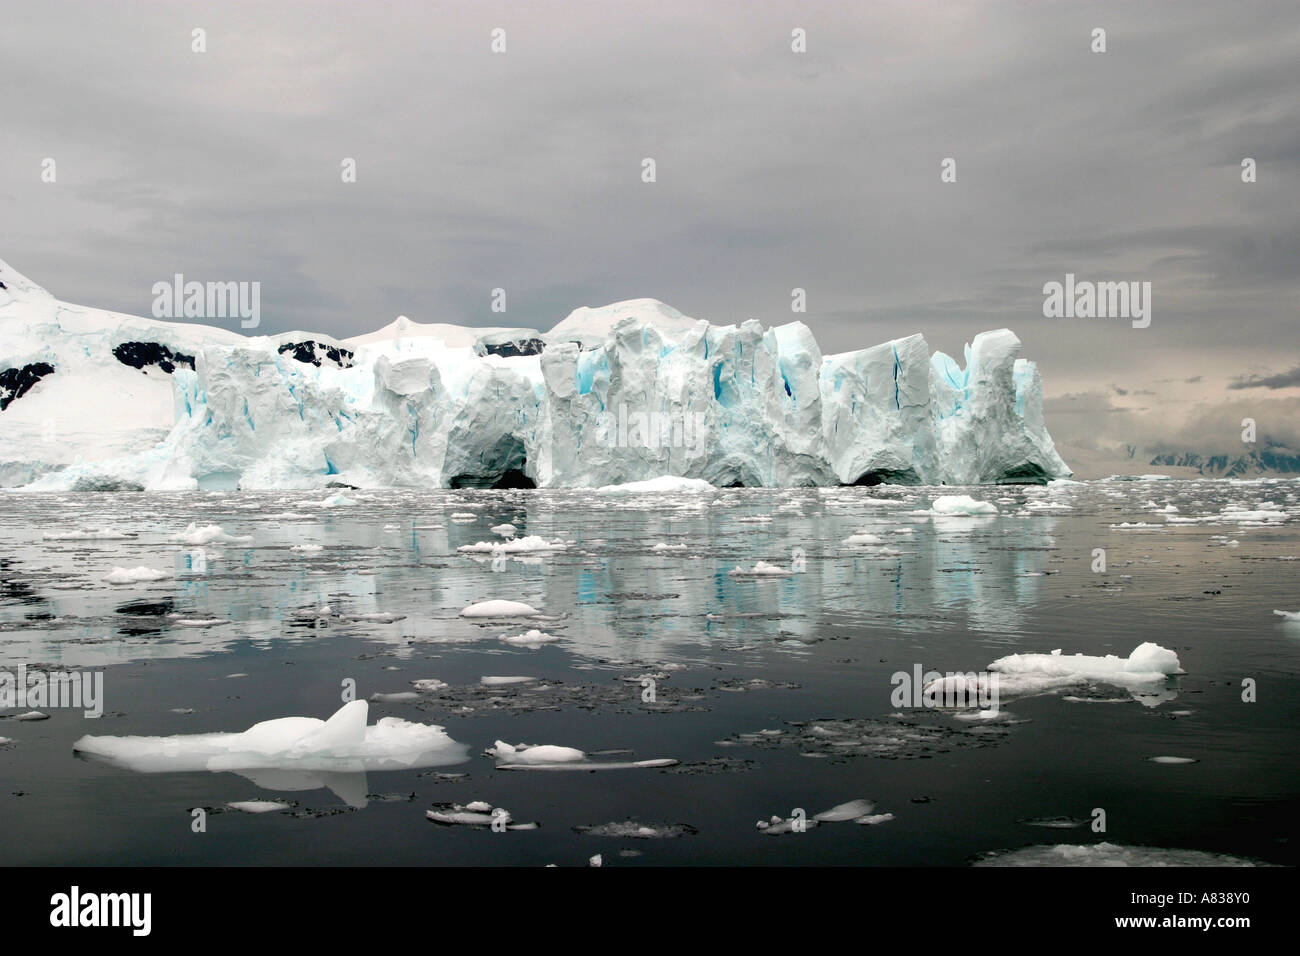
[{"left": 1, "top": 479, "right": 1296, "bottom": 866}]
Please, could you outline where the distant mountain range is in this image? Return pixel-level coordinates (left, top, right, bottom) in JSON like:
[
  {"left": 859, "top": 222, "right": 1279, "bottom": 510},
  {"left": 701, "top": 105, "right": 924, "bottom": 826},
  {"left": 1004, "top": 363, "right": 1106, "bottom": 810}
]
[{"left": 1150, "top": 447, "right": 1300, "bottom": 477}]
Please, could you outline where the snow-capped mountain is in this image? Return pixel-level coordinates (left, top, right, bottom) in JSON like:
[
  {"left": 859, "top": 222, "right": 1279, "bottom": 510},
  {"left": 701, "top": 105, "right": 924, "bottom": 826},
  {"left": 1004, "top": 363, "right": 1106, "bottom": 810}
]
[{"left": 0, "top": 256, "right": 1070, "bottom": 490}]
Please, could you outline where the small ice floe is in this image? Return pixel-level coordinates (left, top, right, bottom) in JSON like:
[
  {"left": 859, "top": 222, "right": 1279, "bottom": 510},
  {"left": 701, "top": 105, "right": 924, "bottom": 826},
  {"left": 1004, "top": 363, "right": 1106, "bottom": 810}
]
[
  {"left": 930, "top": 642, "right": 1184, "bottom": 704},
  {"left": 170, "top": 708, "right": 195, "bottom": 715},
  {"left": 490, "top": 523, "right": 517, "bottom": 538},
  {"left": 457, "top": 535, "right": 567, "bottom": 554},
  {"left": 756, "top": 814, "right": 818, "bottom": 835},
  {"left": 975, "top": 842, "right": 1269, "bottom": 867},
  {"left": 1025, "top": 500, "right": 1071, "bottom": 512},
  {"left": 1109, "top": 521, "right": 1162, "bottom": 529},
  {"left": 318, "top": 493, "right": 355, "bottom": 508},
  {"left": 102, "top": 566, "right": 169, "bottom": 585},
  {"left": 16, "top": 711, "right": 49, "bottom": 721},
  {"left": 72, "top": 700, "right": 471, "bottom": 773},
  {"left": 1148, "top": 756, "right": 1197, "bottom": 764},
  {"left": 842, "top": 532, "right": 884, "bottom": 546},
  {"left": 813, "top": 799, "right": 878, "bottom": 822},
  {"left": 43, "top": 528, "right": 135, "bottom": 541},
  {"left": 0, "top": 737, "right": 12, "bottom": 745},
  {"left": 480, "top": 676, "right": 537, "bottom": 687},
  {"left": 589, "top": 854, "right": 603, "bottom": 867},
  {"left": 172, "top": 523, "right": 253, "bottom": 546},
  {"left": 426, "top": 802, "right": 538, "bottom": 829},
  {"left": 338, "top": 612, "right": 406, "bottom": 624},
  {"left": 291, "top": 604, "right": 332, "bottom": 621},
  {"left": 369, "top": 692, "right": 419, "bottom": 703},
  {"left": 1019, "top": 815, "right": 1088, "bottom": 829},
  {"left": 225, "top": 673, "right": 248, "bottom": 679},
  {"left": 855, "top": 813, "right": 895, "bottom": 825},
  {"left": 450, "top": 512, "right": 478, "bottom": 521},
  {"left": 1273, "top": 609, "right": 1300, "bottom": 621},
  {"left": 501, "top": 629, "right": 560, "bottom": 647},
  {"left": 728, "top": 561, "right": 793, "bottom": 578},
  {"left": 487, "top": 740, "right": 677, "bottom": 770},
  {"left": 574, "top": 821, "right": 698, "bottom": 839},
  {"left": 735, "top": 516, "right": 772, "bottom": 524},
  {"left": 651, "top": 542, "right": 688, "bottom": 552},
  {"left": 459, "top": 600, "right": 542, "bottom": 618},
  {"left": 227, "top": 800, "right": 291, "bottom": 813},
  {"left": 170, "top": 618, "right": 226, "bottom": 628},
  {"left": 410, "top": 679, "right": 448, "bottom": 693},
  {"left": 291, "top": 544, "right": 324, "bottom": 553},
  {"left": 918, "top": 495, "right": 998, "bottom": 517},
  {"left": 595, "top": 476, "right": 714, "bottom": 495}
]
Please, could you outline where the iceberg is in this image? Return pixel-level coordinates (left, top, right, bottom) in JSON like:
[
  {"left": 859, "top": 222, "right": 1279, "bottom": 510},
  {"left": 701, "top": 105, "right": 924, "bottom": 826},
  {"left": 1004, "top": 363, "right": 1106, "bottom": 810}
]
[
  {"left": 72, "top": 700, "right": 471, "bottom": 773},
  {"left": 0, "top": 256, "right": 1070, "bottom": 490}
]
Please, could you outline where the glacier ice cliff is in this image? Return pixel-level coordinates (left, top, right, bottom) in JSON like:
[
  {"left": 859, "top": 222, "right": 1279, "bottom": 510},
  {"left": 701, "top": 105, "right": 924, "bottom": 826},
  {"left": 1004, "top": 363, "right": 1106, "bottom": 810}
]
[{"left": 0, "top": 257, "right": 1069, "bottom": 490}]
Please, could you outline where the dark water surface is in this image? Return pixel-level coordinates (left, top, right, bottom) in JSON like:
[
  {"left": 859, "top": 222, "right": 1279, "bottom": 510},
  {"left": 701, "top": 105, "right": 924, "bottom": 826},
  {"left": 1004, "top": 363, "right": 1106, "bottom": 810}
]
[{"left": 1, "top": 479, "right": 1296, "bottom": 866}]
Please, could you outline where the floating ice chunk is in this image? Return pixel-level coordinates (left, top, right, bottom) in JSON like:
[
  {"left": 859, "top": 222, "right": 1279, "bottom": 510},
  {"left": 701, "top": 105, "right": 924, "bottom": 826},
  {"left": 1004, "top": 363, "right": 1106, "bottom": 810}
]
[
  {"left": 756, "top": 814, "right": 819, "bottom": 835},
  {"left": 501, "top": 629, "right": 560, "bottom": 647},
  {"left": 1273, "top": 609, "right": 1300, "bottom": 621},
  {"left": 651, "top": 542, "right": 688, "bottom": 552},
  {"left": 975, "top": 842, "right": 1268, "bottom": 867},
  {"left": 171, "top": 618, "right": 225, "bottom": 628},
  {"left": 339, "top": 612, "right": 406, "bottom": 623},
  {"left": 450, "top": 512, "right": 478, "bottom": 520},
  {"left": 855, "top": 813, "right": 895, "bottom": 825},
  {"left": 43, "top": 528, "right": 135, "bottom": 541},
  {"left": 574, "top": 821, "right": 697, "bottom": 839},
  {"left": 1019, "top": 816, "right": 1088, "bottom": 828},
  {"left": 982, "top": 642, "right": 1183, "bottom": 696},
  {"left": 922, "top": 495, "right": 998, "bottom": 516},
  {"left": 813, "top": 799, "right": 876, "bottom": 822},
  {"left": 72, "top": 700, "right": 471, "bottom": 773},
  {"left": 426, "top": 802, "right": 538, "bottom": 829},
  {"left": 16, "top": 711, "right": 49, "bottom": 721},
  {"left": 0, "top": 737, "right": 12, "bottom": 745},
  {"left": 729, "top": 561, "right": 793, "bottom": 577},
  {"left": 102, "top": 566, "right": 169, "bottom": 584},
  {"left": 319, "top": 494, "right": 355, "bottom": 508},
  {"left": 369, "top": 692, "right": 419, "bottom": 703},
  {"left": 291, "top": 544, "right": 323, "bottom": 553},
  {"left": 490, "top": 523, "right": 517, "bottom": 538},
  {"left": 841, "top": 533, "right": 885, "bottom": 546},
  {"left": 487, "top": 740, "right": 677, "bottom": 770},
  {"left": 410, "top": 679, "right": 448, "bottom": 693},
  {"left": 589, "top": 854, "right": 603, "bottom": 867},
  {"left": 596, "top": 476, "right": 715, "bottom": 495},
  {"left": 459, "top": 600, "right": 542, "bottom": 618},
  {"left": 1148, "top": 756, "right": 1197, "bottom": 764},
  {"left": 480, "top": 676, "right": 538, "bottom": 686},
  {"left": 457, "top": 535, "right": 567, "bottom": 554},
  {"left": 171, "top": 522, "right": 253, "bottom": 545},
  {"left": 227, "top": 800, "right": 290, "bottom": 813},
  {"left": 488, "top": 740, "right": 586, "bottom": 764}
]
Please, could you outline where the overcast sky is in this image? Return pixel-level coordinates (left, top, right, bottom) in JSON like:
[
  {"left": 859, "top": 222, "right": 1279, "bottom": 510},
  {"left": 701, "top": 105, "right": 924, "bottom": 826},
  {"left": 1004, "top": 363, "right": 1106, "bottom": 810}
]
[{"left": 2, "top": 1, "right": 1297, "bottom": 474}]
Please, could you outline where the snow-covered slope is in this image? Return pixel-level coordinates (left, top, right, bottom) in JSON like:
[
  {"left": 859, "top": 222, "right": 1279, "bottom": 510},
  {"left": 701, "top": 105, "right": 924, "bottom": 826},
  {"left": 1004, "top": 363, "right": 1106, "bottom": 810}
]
[{"left": 0, "top": 257, "right": 1069, "bottom": 490}]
